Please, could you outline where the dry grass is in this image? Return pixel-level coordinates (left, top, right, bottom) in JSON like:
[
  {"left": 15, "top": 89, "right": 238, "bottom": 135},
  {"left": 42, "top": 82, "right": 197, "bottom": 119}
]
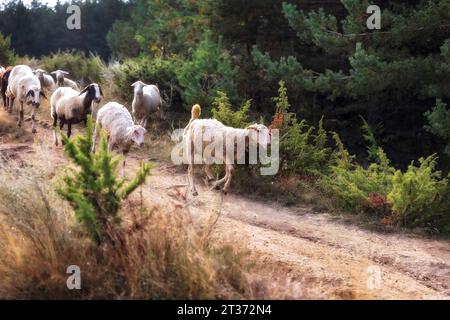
[{"left": 0, "top": 157, "right": 292, "bottom": 299}]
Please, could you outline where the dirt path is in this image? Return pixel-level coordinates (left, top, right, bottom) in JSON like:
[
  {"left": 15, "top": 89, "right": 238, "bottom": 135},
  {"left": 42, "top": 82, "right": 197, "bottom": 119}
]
[{"left": 1, "top": 108, "right": 449, "bottom": 300}]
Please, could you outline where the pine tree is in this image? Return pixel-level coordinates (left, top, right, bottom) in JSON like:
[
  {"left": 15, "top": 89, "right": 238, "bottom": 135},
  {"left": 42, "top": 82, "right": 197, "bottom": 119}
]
[
  {"left": 253, "top": 0, "right": 450, "bottom": 167},
  {"left": 57, "top": 117, "right": 151, "bottom": 243}
]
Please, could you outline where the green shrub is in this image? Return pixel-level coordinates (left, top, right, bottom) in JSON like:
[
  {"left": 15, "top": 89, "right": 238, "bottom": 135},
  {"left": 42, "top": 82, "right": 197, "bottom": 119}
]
[
  {"left": 272, "top": 81, "right": 332, "bottom": 176},
  {"left": 211, "top": 91, "right": 251, "bottom": 128},
  {"left": 41, "top": 50, "right": 105, "bottom": 84},
  {"left": 321, "top": 147, "right": 395, "bottom": 213},
  {"left": 176, "top": 35, "right": 237, "bottom": 111},
  {"left": 360, "top": 116, "right": 380, "bottom": 163},
  {"left": 388, "top": 155, "right": 450, "bottom": 230},
  {"left": 0, "top": 32, "right": 17, "bottom": 66},
  {"left": 57, "top": 118, "right": 151, "bottom": 243},
  {"left": 109, "top": 55, "right": 179, "bottom": 106}
]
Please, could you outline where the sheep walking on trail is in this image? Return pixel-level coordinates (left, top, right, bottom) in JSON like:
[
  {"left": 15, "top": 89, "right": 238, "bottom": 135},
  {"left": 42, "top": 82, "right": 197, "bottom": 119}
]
[
  {"left": 34, "top": 69, "right": 56, "bottom": 92},
  {"left": 51, "top": 83, "right": 103, "bottom": 146},
  {"left": 6, "top": 65, "right": 47, "bottom": 133},
  {"left": 131, "top": 80, "right": 163, "bottom": 128},
  {"left": 92, "top": 102, "right": 147, "bottom": 176},
  {"left": 51, "top": 70, "right": 79, "bottom": 90},
  {"left": 184, "top": 104, "right": 272, "bottom": 196}
]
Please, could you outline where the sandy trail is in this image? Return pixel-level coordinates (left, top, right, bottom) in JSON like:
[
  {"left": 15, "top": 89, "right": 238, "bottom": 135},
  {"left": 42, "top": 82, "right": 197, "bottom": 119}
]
[{"left": 1, "top": 108, "right": 449, "bottom": 300}]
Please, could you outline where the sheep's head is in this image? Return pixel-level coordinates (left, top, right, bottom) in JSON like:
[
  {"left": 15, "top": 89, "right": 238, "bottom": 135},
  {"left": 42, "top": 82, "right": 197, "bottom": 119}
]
[
  {"left": 128, "top": 125, "right": 147, "bottom": 147},
  {"left": 51, "top": 70, "right": 69, "bottom": 86},
  {"left": 79, "top": 83, "right": 103, "bottom": 104},
  {"left": 26, "top": 86, "right": 46, "bottom": 108},
  {"left": 131, "top": 80, "right": 147, "bottom": 93},
  {"left": 246, "top": 123, "right": 272, "bottom": 146}
]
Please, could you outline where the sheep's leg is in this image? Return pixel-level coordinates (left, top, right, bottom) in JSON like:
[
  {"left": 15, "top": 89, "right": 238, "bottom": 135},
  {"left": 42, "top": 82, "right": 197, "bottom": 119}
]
[
  {"left": 187, "top": 164, "right": 198, "bottom": 196},
  {"left": 204, "top": 165, "right": 215, "bottom": 185},
  {"left": 31, "top": 106, "right": 38, "bottom": 134},
  {"left": 8, "top": 97, "right": 14, "bottom": 114},
  {"left": 67, "top": 120, "right": 73, "bottom": 139},
  {"left": 52, "top": 114, "right": 59, "bottom": 146},
  {"left": 122, "top": 151, "right": 128, "bottom": 178},
  {"left": 222, "top": 164, "right": 234, "bottom": 195},
  {"left": 17, "top": 102, "right": 24, "bottom": 127}
]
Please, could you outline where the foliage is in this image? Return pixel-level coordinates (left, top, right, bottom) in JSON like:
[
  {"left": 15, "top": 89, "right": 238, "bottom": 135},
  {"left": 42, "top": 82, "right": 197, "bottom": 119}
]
[
  {"left": 57, "top": 117, "right": 151, "bottom": 243},
  {"left": 360, "top": 116, "right": 379, "bottom": 163},
  {"left": 271, "top": 81, "right": 331, "bottom": 176},
  {"left": 0, "top": 32, "right": 16, "bottom": 65},
  {"left": 41, "top": 50, "right": 105, "bottom": 84},
  {"left": 211, "top": 91, "right": 251, "bottom": 128},
  {"left": 176, "top": 35, "right": 237, "bottom": 110},
  {"left": 388, "top": 156, "right": 450, "bottom": 230},
  {"left": 321, "top": 148, "right": 395, "bottom": 213},
  {"left": 425, "top": 99, "right": 450, "bottom": 156}
]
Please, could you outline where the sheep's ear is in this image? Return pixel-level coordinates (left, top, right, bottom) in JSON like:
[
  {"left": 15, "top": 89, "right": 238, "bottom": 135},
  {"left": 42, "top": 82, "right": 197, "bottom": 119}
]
[
  {"left": 99, "top": 86, "right": 104, "bottom": 96},
  {"left": 79, "top": 85, "right": 90, "bottom": 95},
  {"left": 131, "top": 81, "right": 140, "bottom": 87}
]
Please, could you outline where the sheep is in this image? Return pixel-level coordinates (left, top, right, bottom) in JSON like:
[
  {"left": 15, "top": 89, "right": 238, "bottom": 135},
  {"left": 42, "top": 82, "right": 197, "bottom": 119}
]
[
  {"left": 51, "top": 70, "right": 79, "bottom": 90},
  {"left": 6, "top": 65, "right": 46, "bottom": 133},
  {"left": 51, "top": 83, "right": 103, "bottom": 146},
  {"left": 131, "top": 80, "right": 163, "bottom": 128},
  {"left": 33, "top": 69, "right": 56, "bottom": 92},
  {"left": 184, "top": 104, "right": 271, "bottom": 196},
  {"left": 1, "top": 66, "right": 13, "bottom": 111},
  {"left": 92, "top": 102, "right": 147, "bottom": 176}
]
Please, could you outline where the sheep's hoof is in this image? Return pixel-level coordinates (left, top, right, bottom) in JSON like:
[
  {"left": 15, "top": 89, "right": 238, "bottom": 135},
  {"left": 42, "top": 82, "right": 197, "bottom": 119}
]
[
  {"left": 214, "top": 184, "right": 221, "bottom": 190},
  {"left": 17, "top": 122, "right": 22, "bottom": 127},
  {"left": 192, "top": 191, "right": 199, "bottom": 197},
  {"left": 222, "top": 190, "right": 228, "bottom": 195},
  {"left": 32, "top": 128, "right": 37, "bottom": 134}
]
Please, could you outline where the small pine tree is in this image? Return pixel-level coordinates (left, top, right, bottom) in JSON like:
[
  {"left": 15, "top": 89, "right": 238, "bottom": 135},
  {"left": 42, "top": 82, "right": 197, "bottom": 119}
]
[
  {"left": 360, "top": 116, "right": 379, "bottom": 163},
  {"left": 57, "top": 117, "right": 151, "bottom": 243},
  {"left": 211, "top": 91, "right": 251, "bottom": 128}
]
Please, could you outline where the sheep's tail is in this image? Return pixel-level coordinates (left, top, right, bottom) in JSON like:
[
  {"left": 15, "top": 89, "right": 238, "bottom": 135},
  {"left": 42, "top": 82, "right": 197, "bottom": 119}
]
[
  {"left": 184, "top": 104, "right": 201, "bottom": 135},
  {"left": 191, "top": 104, "right": 201, "bottom": 120}
]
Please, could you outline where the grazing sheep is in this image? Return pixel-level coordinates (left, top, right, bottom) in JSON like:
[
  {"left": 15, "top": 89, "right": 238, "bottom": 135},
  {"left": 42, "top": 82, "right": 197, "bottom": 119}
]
[
  {"left": 51, "top": 83, "right": 103, "bottom": 145},
  {"left": 1, "top": 66, "right": 13, "bottom": 111},
  {"left": 33, "top": 69, "right": 56, "bottom": 92},
  {"left": 51, "top": 70, "right": 79, "bottom": 90},
  {"left": 184, "top": 104, "right": 271, "bottom": 196},
  {"left": 92, "top": 102, "right": 147, "bottom": 176},
  {"left": 131, "top": 81, "right": 163, "bottom": 128},
  {"left": 6, "top": 65, "right": 46, "bottom": 133}
]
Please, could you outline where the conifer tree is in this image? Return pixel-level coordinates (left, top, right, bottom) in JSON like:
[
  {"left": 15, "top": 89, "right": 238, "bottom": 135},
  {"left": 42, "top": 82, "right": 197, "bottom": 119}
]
[{"left": 57, "top": 117, "right": 151, "bottom": 243}]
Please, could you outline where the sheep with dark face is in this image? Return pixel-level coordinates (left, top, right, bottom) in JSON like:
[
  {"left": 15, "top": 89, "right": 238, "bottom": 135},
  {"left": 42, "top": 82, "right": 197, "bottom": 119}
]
[
  {"left": 50, "top": 83, "right": 103, "bottom": 145},
  {"left": 51, "top": 70, "right": 79, "bottom": 90},
  {"left": 6, "top": 65, "right": 46, "bottom": 134}
]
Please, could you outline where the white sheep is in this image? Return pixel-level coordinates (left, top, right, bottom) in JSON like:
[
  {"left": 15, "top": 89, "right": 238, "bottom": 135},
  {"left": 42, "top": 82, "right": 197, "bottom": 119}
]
[
  {"left": 131, "top": 81, "right": 163, "bottom": 128},
  {"left": 51, "top": 70, "right": 79, "bottom": 90},
  {"left": 34, "top": 69, "right": 56, "bottom": 92},
  {"left": 6, "top": 65, "right": 46, "bottom": 133},
  {"left": 51, "top": 83, "right": 103, "bottom": 146},
  {"left": 184, "top": 104, "right": 271, "bottom": 196},
  {"left": 92, "top": 102, "right": 147, "bottom": 176}
]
